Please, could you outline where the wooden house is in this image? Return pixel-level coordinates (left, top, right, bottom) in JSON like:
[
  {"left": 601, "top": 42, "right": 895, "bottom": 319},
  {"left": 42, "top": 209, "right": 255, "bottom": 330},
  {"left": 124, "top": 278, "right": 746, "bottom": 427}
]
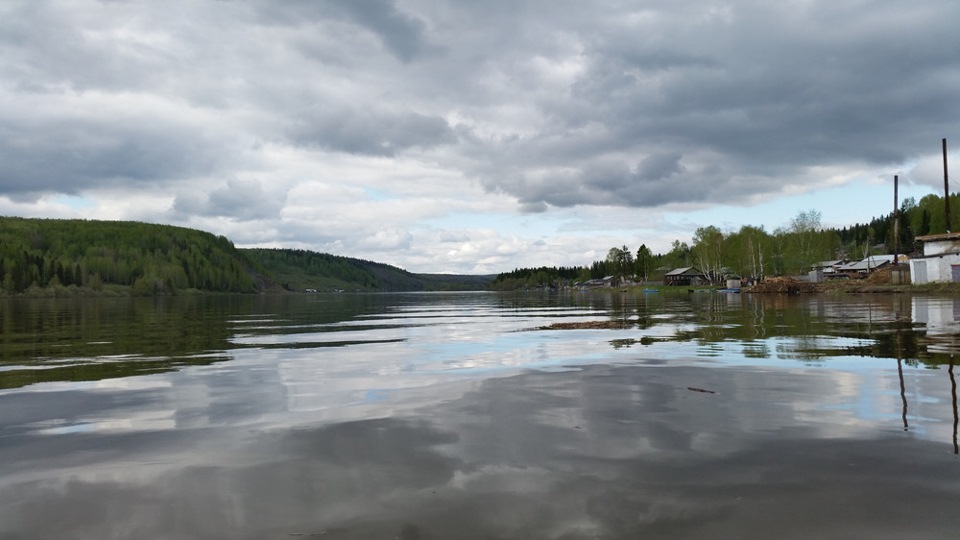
[{"left": 664, "top": 267, "right": 707, "bottom": 286}]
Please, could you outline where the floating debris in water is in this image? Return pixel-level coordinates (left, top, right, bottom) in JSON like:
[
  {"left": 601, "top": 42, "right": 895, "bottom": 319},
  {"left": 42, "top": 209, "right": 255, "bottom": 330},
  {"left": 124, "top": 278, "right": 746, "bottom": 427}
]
[{"left": 542, "top": 320, "right": 631, "bottom": 330}]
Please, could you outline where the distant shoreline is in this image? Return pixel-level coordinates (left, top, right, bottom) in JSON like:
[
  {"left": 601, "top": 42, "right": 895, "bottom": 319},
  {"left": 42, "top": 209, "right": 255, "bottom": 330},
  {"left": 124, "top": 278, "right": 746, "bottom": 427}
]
[{"left": 5, "top": 279, "right": 960, "bottom": 298}]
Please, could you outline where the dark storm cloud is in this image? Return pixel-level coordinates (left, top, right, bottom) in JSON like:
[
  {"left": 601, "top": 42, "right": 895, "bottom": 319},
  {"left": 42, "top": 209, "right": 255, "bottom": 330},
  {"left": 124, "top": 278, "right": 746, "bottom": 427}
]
[
  {"left": 1, "top": 0, "right": 959, "bottom": 216},
  {"left": 636, "top": 152, "right": 684, "bottom": 181},
  {"left": 329, "top": 0, "right": 432, "bottom": 62},
  {"left": 288, "top": 106, "right": 456, "bottom": 156},
  {"left": 252, "top": 0, "right": 431, "bottom": 62},
  {"left": 468, "top": 0, "right": 960, "bottom": 208},
  {"left": 0, "top": 113, "right": 222, "bottom": 199},
  {"left": 505, "top": 156, "right": 714, "bottom": 209}
]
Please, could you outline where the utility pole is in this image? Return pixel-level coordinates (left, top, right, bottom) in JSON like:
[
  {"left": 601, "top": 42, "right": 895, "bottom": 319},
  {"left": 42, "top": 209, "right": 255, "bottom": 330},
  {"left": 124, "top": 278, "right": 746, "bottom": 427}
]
[
  {"left": 893, "top": 174, "right": 899, "bottom": 265},
  {"left": 944, "top": 138, "right": 951, "bottom": 233}
]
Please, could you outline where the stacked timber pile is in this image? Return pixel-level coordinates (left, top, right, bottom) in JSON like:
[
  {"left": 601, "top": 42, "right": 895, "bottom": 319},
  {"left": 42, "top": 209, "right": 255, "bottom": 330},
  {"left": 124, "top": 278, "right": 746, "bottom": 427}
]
[
  {"left": 746, "top": 276, "right": 819, "bottom": 294},
  {"left": 863, "top": 265, "right": 894, "bottom": 285}
]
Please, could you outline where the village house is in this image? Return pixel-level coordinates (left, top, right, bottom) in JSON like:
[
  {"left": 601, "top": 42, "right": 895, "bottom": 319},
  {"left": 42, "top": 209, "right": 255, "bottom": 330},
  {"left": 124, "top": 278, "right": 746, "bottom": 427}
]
[
  {"left": 812, "top": 259, "right": 847, "bottom": 276},
  {"left": 807, "top": 259, "right": 847, "bottom": 282},
  {"left": 578, "top": 276, "right": 615, "bottom": 289},
  {"left": 664, "top": 267, "right": 707, "bottom": 286},
  {"left": 908, "top": 232, "right": 960, "bottom": 284},
  {"left": 836, "top": 255, "right": 895, "bottom": 279}
]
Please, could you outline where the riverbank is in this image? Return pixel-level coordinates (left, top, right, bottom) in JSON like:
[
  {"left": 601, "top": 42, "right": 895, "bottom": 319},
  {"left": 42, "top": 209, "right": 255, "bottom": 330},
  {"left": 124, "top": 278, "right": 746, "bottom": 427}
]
[
  {"left": 0, "top": 284, "right": 270, "bottom": 298},
  {"left": 620, "top": 277, "right": 960, "bottom": 295},
  {"left": 6, "top": 278, "right": 960, "bottom": 298}
]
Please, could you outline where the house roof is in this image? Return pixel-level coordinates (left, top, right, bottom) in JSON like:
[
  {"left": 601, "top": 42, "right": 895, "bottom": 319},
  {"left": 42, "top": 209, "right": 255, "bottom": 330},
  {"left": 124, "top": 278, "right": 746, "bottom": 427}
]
[
  {"left": 665, "top": 266, "right": 702, "bottom": 276},
  {"left": 915, "top": 232, "right": 960, "bottom": 242},
  {"left": 838, "top": 255, "right": 894, "bottom": 272}
]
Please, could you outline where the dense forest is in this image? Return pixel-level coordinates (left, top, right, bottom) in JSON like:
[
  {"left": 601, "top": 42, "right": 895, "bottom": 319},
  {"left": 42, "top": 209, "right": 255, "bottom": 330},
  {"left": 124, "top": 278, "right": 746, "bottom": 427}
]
[
  {"left": 0, "top": 217, "right": 263, "bottom": 294},
  {"left": 243, "top": 248, "right": 493, "bottom": 292},
  {"left": 492, "top": 192, "right": 960, "bottom": 290}
]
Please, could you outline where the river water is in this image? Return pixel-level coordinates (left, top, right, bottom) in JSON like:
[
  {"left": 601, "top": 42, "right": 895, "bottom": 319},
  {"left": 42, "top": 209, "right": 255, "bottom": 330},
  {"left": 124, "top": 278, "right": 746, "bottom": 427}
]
[{"left": 1, "top": 291, "right": 960, "bottom": 539}]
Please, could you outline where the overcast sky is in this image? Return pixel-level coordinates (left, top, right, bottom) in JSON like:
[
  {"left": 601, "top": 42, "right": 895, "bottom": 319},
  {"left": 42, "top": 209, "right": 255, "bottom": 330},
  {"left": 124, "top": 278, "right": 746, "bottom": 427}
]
[{"left": 2, "top": 0, "right": 958, "bottom": 273}]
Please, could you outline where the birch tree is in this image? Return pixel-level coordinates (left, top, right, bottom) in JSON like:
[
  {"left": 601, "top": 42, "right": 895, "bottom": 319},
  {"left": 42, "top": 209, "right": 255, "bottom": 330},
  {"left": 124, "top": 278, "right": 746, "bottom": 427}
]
[
  {"left": 790, "top": 209, "right": 822, "bottom": 272},
  {"left": 692, "top": 226, "right": 724, "bottom": 283}
]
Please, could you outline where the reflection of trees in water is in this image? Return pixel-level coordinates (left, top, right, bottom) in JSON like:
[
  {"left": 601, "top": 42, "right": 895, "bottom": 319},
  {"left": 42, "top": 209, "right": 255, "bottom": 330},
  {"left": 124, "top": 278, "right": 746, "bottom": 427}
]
[
  {"left": 0, "top": 293, "right": 389, "bottom": 390},
  {"left": 646, "top": 294, "right": 899, "bottom": 361},
  {"left": 539, "top": 292, "right": 960, "bottom": 370},
  {"left": 1, "top": 297, "right": 237, "bottom": 389}
]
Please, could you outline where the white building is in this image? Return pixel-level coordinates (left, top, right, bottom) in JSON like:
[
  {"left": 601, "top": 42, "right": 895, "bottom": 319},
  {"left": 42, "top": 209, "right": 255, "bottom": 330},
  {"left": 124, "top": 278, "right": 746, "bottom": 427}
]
[{"left": 909, "top": 232, "right": 960, "bottom": 284}]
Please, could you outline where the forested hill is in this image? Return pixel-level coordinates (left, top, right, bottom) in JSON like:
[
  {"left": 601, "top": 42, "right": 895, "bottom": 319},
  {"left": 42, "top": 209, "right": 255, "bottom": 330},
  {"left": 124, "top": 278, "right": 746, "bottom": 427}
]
[
  {"left": 0, "top": 217, "right": 493, "bottom": 295},
  {"left": 0, "top": 216, "right": 267, "bottom": 294},
  {"left": 242, "top": 248, "right": 495, "bottom": 292}
]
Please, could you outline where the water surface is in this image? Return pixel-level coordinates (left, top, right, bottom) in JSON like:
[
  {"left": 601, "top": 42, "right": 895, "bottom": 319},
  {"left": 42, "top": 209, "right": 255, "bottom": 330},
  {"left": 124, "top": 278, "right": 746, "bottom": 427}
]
[{"left": 1, "top": 292, "right": 959, "bottom": 539}]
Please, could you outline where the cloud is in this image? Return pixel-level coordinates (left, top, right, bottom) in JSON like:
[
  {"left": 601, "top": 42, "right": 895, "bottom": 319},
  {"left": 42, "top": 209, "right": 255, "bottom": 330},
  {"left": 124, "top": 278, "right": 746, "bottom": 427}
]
[
  {"left": 358, "top": 228, "right": 413, "bottom": 251},
  {"left": 0, "top": 98, "right": 225, "bottom": 199},
  {"left": 287, "top": 106, "right": 456, "bottom": 156},
  {"left": 327, "top": 0, "right": 432, "bottom": 62},
  {"left": 463, "top": 0, "right": 960, "bottom": 211},
  {"left": 172, "top": 179, "right": 287, "bottom": 221},
  {"left": 252, "top": 0, "right": 432, "bottom": 62},
  {"left": 2, "top": 0, "right": 960, "bottom": 272}
]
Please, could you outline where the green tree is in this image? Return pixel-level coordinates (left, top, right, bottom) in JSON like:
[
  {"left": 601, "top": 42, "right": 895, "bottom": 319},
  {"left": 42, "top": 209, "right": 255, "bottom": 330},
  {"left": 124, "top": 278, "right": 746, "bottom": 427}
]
[
  {"left": 790, "top": 209, "right": 822, "bottom": 272},
  {"left": 0, "top": 216, "right": 262, "bottom": 294},
  {"left": 635, "top": 244, "right": 653, "bottom": 282},
  {"left": 725, "top": 225, "right": 769, "bottom": 281},
  {"left": 692, "top": 226, "right": 725, "bottom": 282},
  {"left": 606, "top": 245, "right": 634, "bottom": 285},
  {"left": 663, "top": 240, "right": 691, "bottom": 270}
]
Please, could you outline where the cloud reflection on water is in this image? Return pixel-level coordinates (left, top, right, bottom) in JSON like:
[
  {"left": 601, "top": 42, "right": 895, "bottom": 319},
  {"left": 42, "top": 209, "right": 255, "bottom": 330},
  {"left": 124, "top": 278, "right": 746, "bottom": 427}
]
[
  {"left": 3, "top": 362, "right": 960, "bottom": 538},
  {"left": 3, "top": 293, "right": 960, "bottom": 538}
]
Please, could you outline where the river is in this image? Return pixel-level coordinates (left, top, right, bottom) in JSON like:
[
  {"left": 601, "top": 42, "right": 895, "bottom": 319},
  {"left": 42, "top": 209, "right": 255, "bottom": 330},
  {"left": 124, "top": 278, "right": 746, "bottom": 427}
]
[{"left": 1, "top": 291, "right": 959, "bottom": 539}]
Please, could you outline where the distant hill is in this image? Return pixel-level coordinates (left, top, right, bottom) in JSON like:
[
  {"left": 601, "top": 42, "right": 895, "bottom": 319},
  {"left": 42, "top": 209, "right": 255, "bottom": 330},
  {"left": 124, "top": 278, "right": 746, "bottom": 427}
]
[
  {"left": 0, "top": 216, "right": 492, "bottom": 295},
  {"left": 242, "top": 248, "right": 494, "bottom": 292},
  {"left": 0, "top": 216, "right": 270, "bottom": 294}
]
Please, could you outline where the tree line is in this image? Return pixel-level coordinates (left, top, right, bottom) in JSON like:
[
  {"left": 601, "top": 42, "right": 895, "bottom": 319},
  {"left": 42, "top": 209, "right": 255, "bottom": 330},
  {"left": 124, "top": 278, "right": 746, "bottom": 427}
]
[
  {"left": 243, "top": 248, "right": 496, "bottom": 291},
  {"left": 0, "top": 217, "right": 261, "bottom": 294},
  {"left": 244, "top": 248, "right": 382, "bottom": 290},
  {"left": 493, "top": 192, "right": 960, "bottom": 289}
]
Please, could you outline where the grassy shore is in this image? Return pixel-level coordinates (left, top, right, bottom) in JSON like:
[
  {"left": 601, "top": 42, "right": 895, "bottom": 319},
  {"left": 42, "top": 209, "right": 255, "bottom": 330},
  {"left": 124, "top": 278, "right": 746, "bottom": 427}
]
[
  {"left": 620, "top": 280, "right": 960, "bottom": 295},
  {"left": 815, "top": 280, "right": 960, "bottom": 294}
]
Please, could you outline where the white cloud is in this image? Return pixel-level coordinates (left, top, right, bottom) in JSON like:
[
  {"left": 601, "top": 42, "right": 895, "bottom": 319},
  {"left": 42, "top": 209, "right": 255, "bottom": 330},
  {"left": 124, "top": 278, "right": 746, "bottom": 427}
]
[{"left": 1, "top": 0, "right": 957, "bottom": 272}]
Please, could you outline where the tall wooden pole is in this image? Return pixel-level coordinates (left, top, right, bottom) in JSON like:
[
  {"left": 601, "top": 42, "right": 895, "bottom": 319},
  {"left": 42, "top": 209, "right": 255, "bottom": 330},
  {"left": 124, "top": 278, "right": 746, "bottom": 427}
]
[
  {"left": 944, "top": 138, "right": 951, "bottom": 233},
  {"left": 893, "top": 174, "right": 899, "bottom": 264}
]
